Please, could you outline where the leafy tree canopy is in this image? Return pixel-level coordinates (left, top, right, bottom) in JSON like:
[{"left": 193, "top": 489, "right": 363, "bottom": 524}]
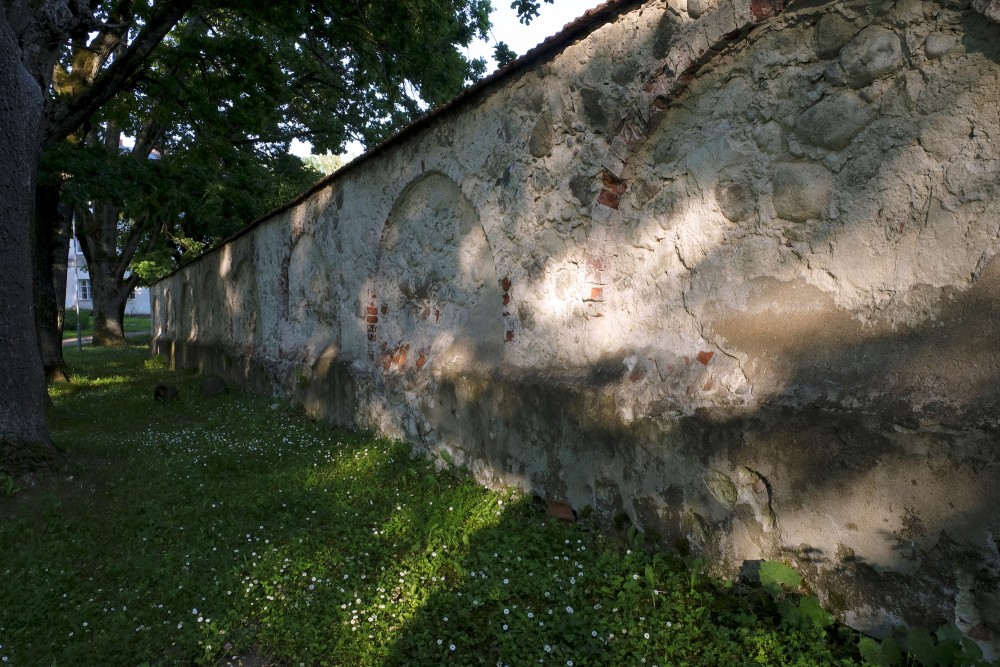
[{"left": 42, "top": 0, "right": 530, "bottom": 283}]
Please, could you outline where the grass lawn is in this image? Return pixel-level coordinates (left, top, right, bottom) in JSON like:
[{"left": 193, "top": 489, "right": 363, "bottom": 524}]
[
  {"left": 0, "top": 341, "right": 951, "bottom": 666},
  {"left": 62, "top": 314, "right": 151, "bottom": 340}
]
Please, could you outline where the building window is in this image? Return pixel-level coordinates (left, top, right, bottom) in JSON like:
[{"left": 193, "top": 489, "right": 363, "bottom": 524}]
[
  {"left": 127, "top": 287, "right": 136, "bottom": 301},
  {"left": 79, "top": 279, "right": 92, "bottom": 301}
]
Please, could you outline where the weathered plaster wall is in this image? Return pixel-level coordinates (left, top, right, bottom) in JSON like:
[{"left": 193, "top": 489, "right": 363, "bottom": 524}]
[{"left": 151, "top": 0, "right": 1000, "bottom": 645}]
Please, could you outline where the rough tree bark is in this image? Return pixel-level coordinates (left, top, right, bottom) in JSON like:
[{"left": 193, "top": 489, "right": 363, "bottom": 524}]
[
  {"left": 0, "top": 11, "right": 57, "bottom": 472},
  {"left": 78, "top": 201, "right": 132, "bottom": 347},
  {"left": 34, "top": 182, "right": 72, "bottom": 380}
]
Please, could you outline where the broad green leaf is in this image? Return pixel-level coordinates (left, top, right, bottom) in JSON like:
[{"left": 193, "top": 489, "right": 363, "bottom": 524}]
[{"left": 759, "top": 561, "right": 802, "bottom": 597}]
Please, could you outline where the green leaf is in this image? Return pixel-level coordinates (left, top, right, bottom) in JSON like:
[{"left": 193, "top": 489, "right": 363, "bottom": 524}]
[
  {"left": 759, "top": 561, "right": 802, "bottom": 597},
  {"left": 906, "top": 627, "right": 936, "bottom": 666},
  {"left": 797, "top": 595, "right": 835, "bottom": 629}
]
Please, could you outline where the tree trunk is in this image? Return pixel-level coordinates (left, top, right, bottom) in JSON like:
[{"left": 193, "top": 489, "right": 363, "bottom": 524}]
[
  {"left": 0, "top": 13, "right": 57, "bottom": 473},
  {"left": 34, "top": 181, "right": 71, "bottom": 381},
  {"left": 90, "top": 264, "right": 131, "bottom": 347},
  {"left": 52, "top": 202, "right": 72, "bottom": 335},
  {"left": 79, "top": 202, "right": 129, "bottom": 347}
]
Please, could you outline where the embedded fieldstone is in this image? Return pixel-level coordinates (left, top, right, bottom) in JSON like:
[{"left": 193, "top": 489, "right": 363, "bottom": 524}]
[
  {"left": 840, "top": 25, "right": 903, "bottom": 88},
  {"left": 154, "top": 384, "right": 178, "bottom": 404},
  {"left": 972, "top": 0, "right": 1000, "bottom": 23},
  {"left": 705, "top": 470, "right": 737, "bottom": 509},
  {"left": 687, "top": 0, "right": 708, "bottom": 19},
  {"left": 772, "top": 162, "right": 833, "bottom": 222},
  {"left": 716, "top": 177, "right": 755, "bottom": 221},
  {"left": 580, "top": 87, "right": 609, "bottom": 134},
  {"left": 570, "top": 173, "right": 594, "bottom": 205},
  {"left": 919, "top": 113, "right": 972, "bottom": 159},
  {"left": 529, "top": 112, "right": 554, "bottom": 158},
  {"left": 814, "top": 13, "right": 858, "bottom": 59},
  {"left": 794, "top": 91, "right": 873, "bottom": 151},
  {"left": 924, "top": 32, "right": 964, "bottom": 58}
]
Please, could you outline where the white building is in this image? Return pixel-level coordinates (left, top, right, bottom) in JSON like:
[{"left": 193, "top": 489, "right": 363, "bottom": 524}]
[{"left": 66, "top": 238, "right": 150, "bottom": 316}]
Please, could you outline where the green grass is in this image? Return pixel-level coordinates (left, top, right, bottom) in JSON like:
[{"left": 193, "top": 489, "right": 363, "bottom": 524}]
[
  {"left": 0, "top": 342, "right": 873, "bottom": 666},
  {"left": 62, "top": 313, "right": 151, "bottom": 340}
]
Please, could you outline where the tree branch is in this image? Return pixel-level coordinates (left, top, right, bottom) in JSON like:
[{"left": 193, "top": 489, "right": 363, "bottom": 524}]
[{"left": 43, "top": 0, "right": 195, "bottom": 145}]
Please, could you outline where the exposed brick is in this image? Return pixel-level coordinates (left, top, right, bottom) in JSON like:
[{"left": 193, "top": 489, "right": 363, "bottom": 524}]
[
  {"left": 503, "top": 293, "right": 511, "bottom": 306},
  {"left": 597, "top": 188, "right": 621, "bottom": 209},
  {"left": 546, "top": 501, "right": 576, "bottom": 522},
  {"left": 366, "top": 305, "right": 378, "bottom": 316},
  {"left": 601, "top": 172, "right": 627, "bottom": 194},
  {"left": 415, "top": 353, "right": 427, "bottom": 370},
  {"left": 501, "top": 276, "right": 512, "bottom": 291},
  {"left": 366, "top": 314, "right": 378, "bottom": 324},
  {"left": 588, "top": 286, "right": 604, "bottom": 301},
  {"left": 505, "top": 330, "right": 515, "bottom": 342},
  {"left": 629, "top": 367, "right": 646, "bottom": 383},
  {"left": 697, "top": 350, "right": 714, "bottom": 365},
  {"left": 393, "top": 344, "right": 409, "bottom": 366},
  {"left": 750, "top": 0, "right": 774, "bottom": 21},
  {"left": 366, "top": 324, "right": 377, "bottom": 336}
]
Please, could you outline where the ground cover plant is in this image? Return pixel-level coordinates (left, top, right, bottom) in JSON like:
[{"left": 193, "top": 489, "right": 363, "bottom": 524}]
[
  {"left": 62, "top": 313, "right": 151, "bottom": 340},
  {"left": 0, "top": 341, "right": 979, "bottom": 666}
]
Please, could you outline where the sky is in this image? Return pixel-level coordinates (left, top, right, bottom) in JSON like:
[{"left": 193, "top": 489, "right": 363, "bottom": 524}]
[
  {"left": 290, "top": 0, "right": 589, "bottom": 158},
  {"left": 466, "top": 0, "right": 591, "bottom": 74}
]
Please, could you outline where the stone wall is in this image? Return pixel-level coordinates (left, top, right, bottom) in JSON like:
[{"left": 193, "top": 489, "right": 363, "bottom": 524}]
[{"left": 151, "top": 0, "right": 1000, "bottom": 646}]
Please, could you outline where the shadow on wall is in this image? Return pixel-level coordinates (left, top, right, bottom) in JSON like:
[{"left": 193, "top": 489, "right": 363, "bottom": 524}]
[
  {"left": 354, "top": 2, "right": 1000, "bottom": 637},
  {"left": 154, "top": 0, "right": 1000, "bottom": 642}
]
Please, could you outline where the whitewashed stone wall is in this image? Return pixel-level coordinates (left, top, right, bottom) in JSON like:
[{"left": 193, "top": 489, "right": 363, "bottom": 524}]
[{"left": 152, "top": 0, "right": 1000, "bottom": 646}]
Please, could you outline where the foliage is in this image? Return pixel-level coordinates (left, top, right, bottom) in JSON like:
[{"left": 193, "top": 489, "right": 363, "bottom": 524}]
[
  {"left": 37, "top": 0, "right": 521, "bottom": 298},
  {"left": 510, "top": 0, "right": 556, "bottom": 24},
  {"left": 756, "top": 561, "right": 995, "bottom": 667},
  {"left": 63, "top": 314, "right": 149, "bottom": 339},
  {"left": 0, "top": 342, "right": 872, "bottom": 666},
  {"left": 859, "top": 624, "right": 991, "bottom": 667},
  {"left": 494, "top": 42, "right": 519, "bottom": 67},
  {"left": 62, "top": 308, "right": 92, "bottom": 333},
  {"left": 303, "top": 152, "right": 346, "bottom": 177}
]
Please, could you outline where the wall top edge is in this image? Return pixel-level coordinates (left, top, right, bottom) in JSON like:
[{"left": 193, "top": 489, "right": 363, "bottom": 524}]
[{"left": 152, "top": 0, "right": 650, "bottom": 286}]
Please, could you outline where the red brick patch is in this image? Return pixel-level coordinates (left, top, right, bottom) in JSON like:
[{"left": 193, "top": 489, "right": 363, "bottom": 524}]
[
  {"left": 597, "top": 188, "right": 621, "bottom": 210},
  {"left": 546, "top": 501, "right": 576, "bottom": 522},
  {"left": 601, "top": 172, "right": 627, "bottom": 194},
  {"left": 696, "top": 350, "right": 714, "bottom": 365},
  {"left": 750, "top": 0, "right": 774, "bottom": 20}
]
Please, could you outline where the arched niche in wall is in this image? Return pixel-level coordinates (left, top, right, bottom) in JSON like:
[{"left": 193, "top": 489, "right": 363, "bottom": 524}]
[
  {"left": 368, "top": 172, "right": 503, "bottom": 372},
  {"left": 226, "top": 245, "right": 259, "bottom": 343},
  {"left": 179, "top": 281, "right": 194, "bottom": 340},
  {"left": 288, "top": 233, "right": 333, "bottom": 326}
]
